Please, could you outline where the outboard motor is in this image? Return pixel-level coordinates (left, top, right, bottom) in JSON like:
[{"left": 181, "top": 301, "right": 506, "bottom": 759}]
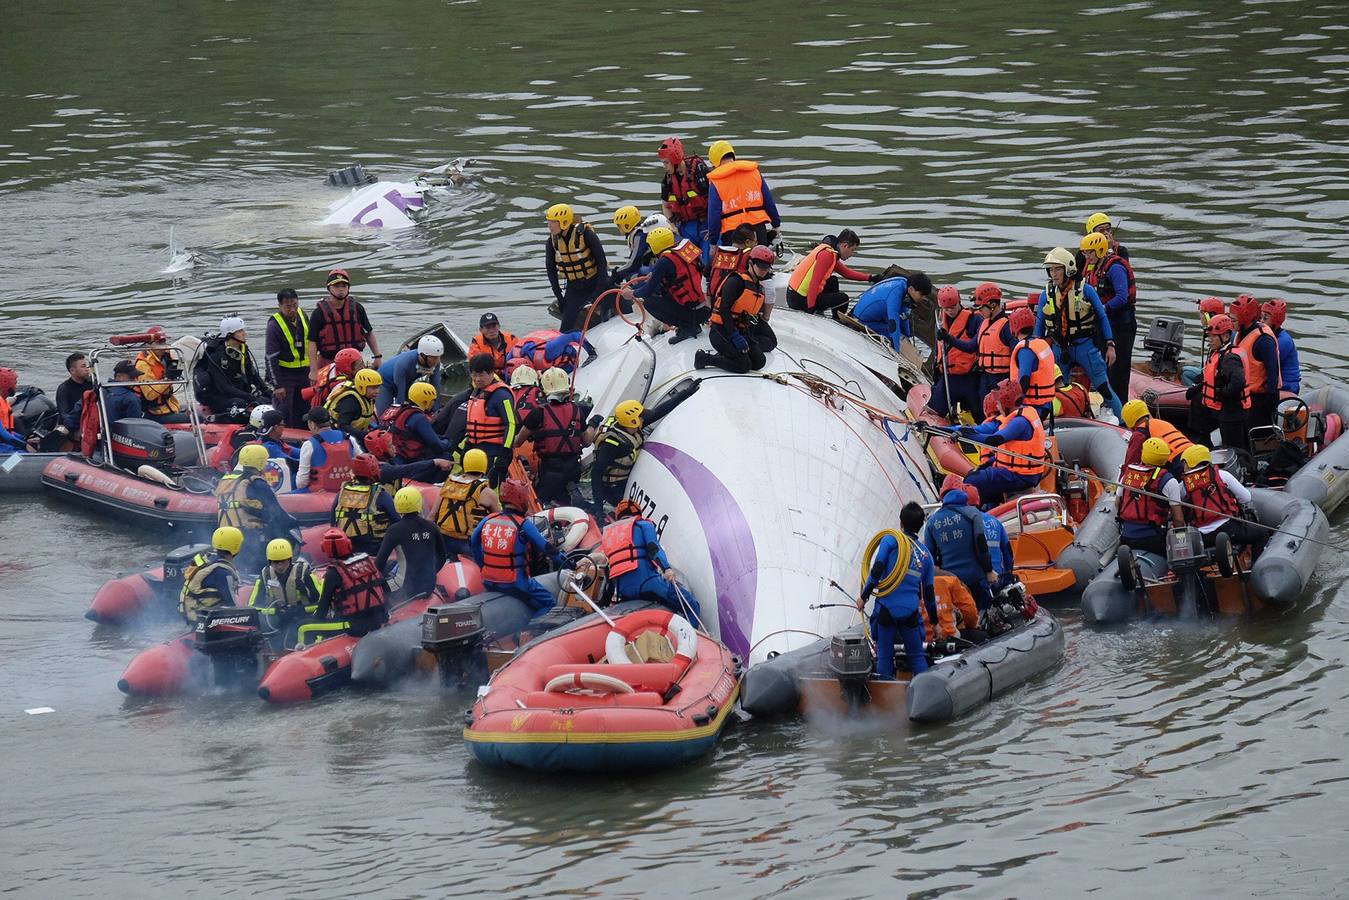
[
  {"left": 422, "top": 603, "right": 489, "bottom": 688},
  {"left": 828, "top": 633, "right": 874, "bottom": 709},
  {"left": 194, "top": 607, "right": 265, "bottom": 686},
  {"left": 109, "top": 418, "right": 175, "bottom": 470},
  {"left": 1143, "top": 317, "right": 1185, "bottom": 375},
  {"left": 162, "top": 543, "right": 211, "bottom": 600}
]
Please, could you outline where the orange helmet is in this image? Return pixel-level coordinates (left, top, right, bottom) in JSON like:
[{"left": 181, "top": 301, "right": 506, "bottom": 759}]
[
  {"left": 351, "top": 453, "right": 380, "bottom": 480},
  {"left": 320, "top": 527, "right": 352, "bottom": 559}
]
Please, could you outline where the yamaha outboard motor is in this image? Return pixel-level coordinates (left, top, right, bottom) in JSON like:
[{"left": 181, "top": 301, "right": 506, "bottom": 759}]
[
  {"left": 194, "top": 607, "right": 265, "bottom": 686},
  {"left": 109, "top": 418, "right": 175, "bottom": 470}
]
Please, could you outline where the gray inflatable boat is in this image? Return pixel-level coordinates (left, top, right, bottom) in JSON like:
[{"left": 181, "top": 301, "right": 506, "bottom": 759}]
[
  {"left": 1283, "top": 385, "right": 1349, "bottom": 515},
  {"left": 1039, "top": 420, "right": 1129, "bottom": 600}
]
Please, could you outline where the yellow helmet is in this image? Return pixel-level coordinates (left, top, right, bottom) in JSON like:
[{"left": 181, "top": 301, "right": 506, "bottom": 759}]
[
  {"left": 1080, "top": 232, "right": 1109, "bottom": 255},
  {"left": 266, "top": 538, "right": 294, "bottom": 562},
  {"left": 212, "top": 526, "right": 244, "bottom": 556},
  {"left": 1141, "top": 437, "right": 1171, "bottom": 468},
  {"left": 1121, "top": 398, "right": 1151, "bottom": 428},
  {"left": 1085, "top": 212, "right": 1112, "bottom": 234},
  {"left": 539, "top": 367, "right": 571, "bottom": 399},
  {"left": 614, "top": 399, "right": 644, "bottom": 430},
  {"left": 408, "top": 381, "right": 437, "bottom": 412},
  {"left": 462, "top": 448, "right": 489, "bottom": 475},
  {"left": 546, "top": 203, "right": 575, "bottom": 231},
  {"left": 394, "top": 485, "right": 423, "bottom": 515},
  {"left": 238, "top": 443, "right": 269, "bottom": 471},
  {"left": 613, "top": 205, "right": 642, "bottom": 235},
  {"left": 708, "top": 140, "right": 735, "bottom": 167},
  {"left": 1182, "top": 444, "right": 1212, "bottom": 470},
  {"left": 1043, "top": 247, "right": 1078, "bottom": 277},
  {"left": 646, "top": 226, "right": 676, "bottom": 256},
  {"left": 354, "top": 368, "right": 383, "bottom": 391}
]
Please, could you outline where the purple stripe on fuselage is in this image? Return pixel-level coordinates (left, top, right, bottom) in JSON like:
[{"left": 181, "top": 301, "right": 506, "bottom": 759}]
[{"left": 645, "top": 441, "right": 756, "bottom": 656}]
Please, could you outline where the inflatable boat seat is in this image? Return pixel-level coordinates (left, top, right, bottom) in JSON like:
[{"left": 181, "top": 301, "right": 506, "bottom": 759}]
[
  {"left": 543, "top": 662, "right": 680, "bottom": 694},
  {"left": 521, "top": 690, "right": 665, "bottom": 709}
]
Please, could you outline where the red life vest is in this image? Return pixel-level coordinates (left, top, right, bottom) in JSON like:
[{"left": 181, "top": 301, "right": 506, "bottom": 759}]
[
  {"left": 478, "top": 512, "right": 524, "bottom": 583},
  {"left": 1237, "top": 323, "right": 1281, "bottom": 394},
  {"left": 1054, "top": 383, "right": 1092, "bottom": 419},
  {"left": 600, "top": 517, "right": 649, "bottom": 577},
  {"left": 513, "top": 384, "right": 543, "bottom": 417},
  {"left": 936, "top": 308, "right": 977, "bottom": 375},
  {"left": 312, "top": 365, "right": 349, "bottom": 407},
  {"left": 663, "top": 155, "right": 709, "bottom": 225},
  {"left": 79, "top": 388, "right": 100, "bottom": 457},
  {"left": 1182, "top": 464, "right": 1241, "bottom": 528},
  {"left": 1088, "top": 253, "right": 1137, "bottom": 307},
  {"left": 330, "top": 554, "right": 385, "bottom": 616},
  {"left": 469, "top": 331, "right": 516, "bottom": 371},
  {"left": 310, "top": 437, "right": 354, "bottom": 492},
  {"left": 663, "top": 240, "right": 706, "bottom": 307},
  {"left": 506, "top": 329, "right": 566, "bottom": 372},
  {"left": 534, "top": 401, "right": 583, "bottom": 458},
  {"left": 466, "top": 381, "right": 513, "bottom": 447},
  {"left": 1201, "top": 345, "right": 1251, "bottom": 412},
  {"left": 313, "top": 297, "right": 366, "bottom": 358},
  {"left": 1118, "top": 463, "right": 1170, "bottom": 528},
  {"left": 708, "top": 245, "right": 750, "bottom": 298},
  {"left": 1012, "top": 337, "right": 1057, "bottom": 406},
  {"left": 382, "top": 404, "right": 426, "bottom": 460},
  {"left": 976, "top": 312, "right": 1012, "bottom": 376}
]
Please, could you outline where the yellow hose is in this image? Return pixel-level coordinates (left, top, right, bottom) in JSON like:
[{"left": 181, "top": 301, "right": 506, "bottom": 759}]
[{"left": 861, "top": 529, "right": 912, "bottom": 598}]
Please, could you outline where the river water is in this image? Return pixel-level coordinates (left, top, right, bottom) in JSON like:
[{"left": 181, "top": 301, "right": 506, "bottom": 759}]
[{"left": 3, "top": 2, "right": 1349, "bottom": 896}]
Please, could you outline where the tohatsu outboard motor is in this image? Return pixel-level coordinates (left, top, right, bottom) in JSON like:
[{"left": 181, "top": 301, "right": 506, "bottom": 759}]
[{"left": 109, "top": 418, "right": 176, "bottom": 470}]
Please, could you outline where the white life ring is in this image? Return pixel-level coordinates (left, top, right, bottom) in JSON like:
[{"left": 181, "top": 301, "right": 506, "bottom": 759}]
[
  {"left": 603, "top": 609, "right": 698, "bottom": 671},
  {"left": 543, "top": 671, "right": 635, "bottom": 695},
  {"left": 531, "top": 506, "right": 599, "bottom": 554}
]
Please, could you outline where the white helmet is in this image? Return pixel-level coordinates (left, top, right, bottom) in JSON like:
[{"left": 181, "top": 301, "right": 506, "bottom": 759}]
[
  {"left": 249, "top": 404, "right": 276, "bottom": 429},
  {"left": 510, "top": 365, "right": 539, "bottom": 388},
  {"left": 539, "top": 367, "right": 571, "bottom": 399},
  {"left": 641, "top": 213, "right": 670, "bottom": 232},
  {"left": 219, "top": 316, "right": 246, "bottom": 335},
  {"left": 417, "top": 335, "right": 444, "bottom": 357}
]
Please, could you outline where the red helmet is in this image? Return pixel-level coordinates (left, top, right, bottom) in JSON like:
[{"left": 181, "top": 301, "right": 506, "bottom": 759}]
[
  {"left": 983, "top": 391, "right": 999, "bottom": 419},
  {"left": 1206, "top": 314, "right": 1236, "bottom": 337},
  {"left": 936, "top": 285, "right": 960, "bottom": 309},
  {"left": 0, "top": 367, "right": 16, "bottom": 395},
  {"left": 334, "top": 347, "right": 363, "bottom": 376},
  {"left": 320, "top": 527, "right": 352, "bottom": 559},
  {"left": 614, "top": 499, "right": 642, "bottom": 519},
  {"left": 973, "top": 282, "right": 1003, "bottom": 305},
  {"left": 498, "top": 478, "right": 531, "bottom": 511},
  {"left": 1009, "top": 307, "right": 1035, "bottom": 335},
  {"left": 962, "top": 483, "right": 981, "bottom": 507},
  {"left": 351, "top": 452, "right": 380, "bottom": 480},
  {"left": 1197, "top": 296, "right": 1225, "bottom": 317},
  {"left": 363, "top": 429, "right": 394, "bottom": 460},
  {"left": 996, "top": 378, "right": 1023, "bottom": 410},
  {"left": 748, "top": 245, "right": 776, "bottom": 266},
  {"left": 657, "top": 137, "right": 685, "bottom": 166},
  {"left": 1262, "top": 298, "right": 1287, "bottom": 328},
  {"left": 940, "top": 473, "right": 965, "bottom": 495},
  {"left": 1230, "top": 294, "right": 1261, "bottom": 328}
]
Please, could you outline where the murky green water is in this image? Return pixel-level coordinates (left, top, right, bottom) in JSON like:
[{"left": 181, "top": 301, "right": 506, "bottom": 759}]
[{"left": 3, "top": 2, "right": 1349, "bottom": 895}]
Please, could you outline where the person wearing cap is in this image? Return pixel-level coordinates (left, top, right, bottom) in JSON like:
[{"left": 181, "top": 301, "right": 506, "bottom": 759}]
[
  {"left": 695, "top": 245, "right": 779, "bottom": 373},
  {"left": 375, "top": 335, "right": 444, "bottom": 416},
  {"left": 517, "top": 368, "right": 595, "bottom": 506},
  {"left": 1185, "top": 314, "right": 1250, "bottom": 452},
  {"left": 705, "top": 140, "right": 780, "bottom": 247},
  {"left": 106, "top": 359, "right": 148, "bottom": 423},
  {"left": 295, "top": 407, "right": 362, "bottom": 491},
  {"left": 265, "top": 287, "right": 312, "bottom": 427},
  {"left": 306, "top": 268, "right": 381, "bottom": 377},
  {"left": 132, "top": 327, "right": 189, "bottom": 424},
  {"left": 852, "top": 270, "right": 934, "bottom": 353},
  {"left": 785, "top": 229, "right": 877, "bottom": 317},
  {"left": 255, "top": 407, "right": 300, "bottom": 463},
  {"left": 194, "top": 316, "right": 271, "bottom": 419},
  {"left": 468, "top": 313, "right": 515, "bottom": 374}
]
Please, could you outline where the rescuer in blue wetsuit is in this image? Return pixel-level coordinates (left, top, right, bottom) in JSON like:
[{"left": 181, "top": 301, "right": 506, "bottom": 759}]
[
  {"left": 1261, "top": 299, "right": 1300, "bottom": 395},
  {"left": 470, "top": 478, "right": 566, "bottom": 615},
  {"left": 1034, "top": 246, "right": 1123, "bottom": 419},
  {"left": 374, "top": 337, "right": 444, "bottom": 415},
  {"left": 851, "top": 272, "right": 934, "bottom": 353},
  {"left": 858, "top": 523, "right": 936, "bottom": 678},
  {"left": 921, "top": 487, "right": 995, "bottom": 612},
  {"left": 599, "top": 500, "right": 702, "bottom": 626}
]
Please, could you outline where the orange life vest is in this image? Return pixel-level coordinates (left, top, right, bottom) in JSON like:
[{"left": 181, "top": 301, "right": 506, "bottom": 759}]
[
  {"left": 1118, "top": 463, "right": 1171, "bottom": 528},
  {"left": 470, "top": 331, "right": 516, "bottom": 372},
  {"left": 329, "top": 554, "right": 385, "bottom": 617},
  {"left": 1182, "top": 464, "right": 1241, "bottom": 528},
  {"left": 466, "top": 381, "right": 513, "bottom": 447},
  {"left": 0, "top": 395, "right": 13, "bottom": 432},
  {"left": 1143, "top": 418, "right": 1193, "bottom": 463},
  {"left": 313, "top": 297, "right": 366, "bottom": 358},
  {"left": 787, "top": 242, "right": 840, "bottom": 304},
  {"left": 995, "top": 406, "right": 1047, "bottom": 477},
  {"left": 708, "top": 245, "right": 750, "bottom": 298},
  {"left": 710, "top": 274, "right": 765, "bottom": 329},
  {"left": 600, "top": 517, "right": 648, "bottom": 578},
  {"left": 478, "top": 512, "right": 524, "bottom": 583},
  {"left": 708, "top": 160, "right": 770, "bottom": 233},
  {"left": 1237, "top": 324, "right": 1281, "bottom": 395},
  {"left": 1201, "top": 345, "right": 1251, "bottom": 412},
  {"left": 936, "top": 308, "right": 977, "bottom": 376},
  {"left": 1012, "top": 337, "right": 1056, "bottom": 406},
  {"left": 312, "top": 364, "right": 349, "bottom": 407},
  {"left": 976, "top": 312, "right": 1012, "bottom": 376},
  {"left": 134, "top": 351, "right": 180, "bottom": 416},
  {"left": 663, "top": 240, "right": 706, "bottom": 307}
]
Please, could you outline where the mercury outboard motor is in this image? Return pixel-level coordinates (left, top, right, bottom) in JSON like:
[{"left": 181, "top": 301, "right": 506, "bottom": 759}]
[
  {"left": 194, "top": 607, "right": 265, "bottom": 686},
  {"left": 109, "top": 418, "right": 176, "bottom": 470}
]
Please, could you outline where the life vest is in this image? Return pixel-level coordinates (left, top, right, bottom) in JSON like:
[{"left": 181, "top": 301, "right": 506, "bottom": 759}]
[
  {"left": 787, "top": 242, "right": 840, "bottom": 304},
  {"left": 335, "top": 480, "right": 391, "bottom": 540},
  {"left": 1182, "top": 464, "right": 1241, "bottom": 528},
  {"left": 1143, "top": 419, "right": 1193, "bottom": 463},
  {"left": 313, "top": 297, "right": 366, "bottom": 358},
  {"left": 708, "top": 160, "right": 770, "bottom": 233},
  {"left": 133, "top": 351, "right": 180, "bottom": 416},
  {"left": 507, "top": 329, "right": 564, "bottom": 372},
  {"left": 1012, "top": 337, "right": 1057, "bottom": 406},
  {"left": 271, "top": 310, "right": 310, "bottom": 370},
  {"left": 1201, "top": 345, "right": 1252, "bottom": 412},
  {"left": 1042, "top": 279, "right": 1098, "bottom": 344},
  {"left": 708, "top": 244, "right": 750, "bottom": 298},
  {"left": 0, "top": 395, "right": 14, "bottom": 432},
  {"left": 994, "top": 406, "right": 1048, "bottom": 477},
  {"left": 309, "top": 436, "right": 355, "bottom": 492},
  {"left": 513, "top": 384, "right": 543, "bottom": 418},
  {"left": 936, "top": 308, "right": 977, "bottom": 376},
  {"left": 216, "top": 472, "right": 266, "bottom": 530},
  {"left": 600, "top": 517, "right": 650, "bottom": 578},
  {"left": 329, "top": 554, "right": 385, "bottom": 617},
  {"left": 179, "top": 555, "right": 237, "bottom": 623},
  {"left": 552, "top": 223, "right": 600, "bottom": 281},
  {"left": 1118, "top": 463, "right": 1171, "bottom": 528},
  {"left": 662, "top": 240, "right": 706, "bottom": 308},
  {"left": 324, "top": 383, "right": 375, "bottom": 432},
  {"left": 1087, "top": 253, "right": 1137, "bottom": 308},
  {"left": 380, "top": 404, "right": 426, "bottom": 460},
  {"left": 663, "top": 155, "right": 709, "bottom": 224},
  {"left": 596, "top": 419, "right": 643, "bottom": 487},
  {"left": 312, "top": 364, "right": 349, "bottom": 407},
  {"left": 435, "top": 474, "right": 490, "bottom": 540},
  {"left": 466, "top": 381, "right": 513, "bottom": 447},
  {"left": 535, "top": 401, "right": 584, "bottom": 458},
  {"left": 251, "top": 559, "right": 317, "bottom": 609},
  {"left": 976, "top": 312, "right": 1012, "bottom": 376},
  {"left": 478, "top": 512, "right": 525, "bottom": 583},
  {"left": 469, "top": 331, "right": 515, "bottom": 371},
  {"left": 1053, "top": 383, "right": 1092, "bottom": 419},
  {"left": 1237, "top": 324, "right": 1282, "bottom": 395},
  {"left": 709, "top": 274, "right": 765, "bottom": 328},
  {"left": 79, "top": 388, "right": 100, "bottom": 457}
]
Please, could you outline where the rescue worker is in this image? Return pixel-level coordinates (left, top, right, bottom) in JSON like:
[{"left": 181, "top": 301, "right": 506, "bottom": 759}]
[
  {"left": 179, "top": 526, "right": 243, "bottom": 624},
  {"left": 195, "top": 316, "right": 271, "bottom": 417},
  {"left": 295, "top": 407, "right": 361, "bottom": 491},
  {"left": 621, "top": 226, "right": 708, "bottom": 343},
  {"left": 1080, "top": 230, "right": 1137, "bottom": 405},
  {"left": 1230, "top": 294, "right": 1281, "bottom": 426},
  {"left": 216, "top": 443, "right": 300, "bottom": 571},
  {"left": 518, "top": 367, "right": 595, "bottom": 506},
  {"left": 1008, "top": 307, "right": 1056, "bottom": 419},
  {"left": 306, "top": 268, "right": 381, "bottom": 375},
  {"left": 1120, "top": 398, "right": 1193, "bottom": 471},
  {"left": 1034, "top": 247, "right": 1123, "bottom": 419},
  {"left": 330, "top": 451, "right": 398, "bottom": 556},
  {"left": 695, "top": 245, "right": 778, "bottom": 373},
  {"left": 310, "top": 347, "right": 363, "bottom": 408},
  {"left": 705, "top": 140, "right": 781, "bottom": 247},
  {"left": 1180, "top": 444, "right": 1267, "bottom": 556},
  {"left": 1085, "top": 211, "right": 1129, "bottom": 260},
  {"left": 265, "top": 288, "right": 311, "bottom": 427},
  {"left": 364, "top": 428, "right": 454, "bottom": 488},
  {"left": 380, "top": 382, "right": 449, "bottom": 463},
  {"left": 1051, "top": 366, "right": 1093, "bottom": 420},
  {"left": 857, "top": 523, "right": 936, "bottom": 677},
  {"left": 957, "top": 379, "right": 1049, "bottom": 512},
  {"left": 463, "top": 353, "right": 518, "bottom": 485},
  {"left": 103, "top": 360, "right": 148, "bottom": 424},
  {"left": 973, "top": 282, "right": 1014, "bottom": 399},
  {"left": 325, "top": 367, "right": 383, "bottom": 439},
  {"left": 658, "top": 137, "right": 711, "bottom": 246},
  {"left": 509, "top": 364, "right": 544, "bottom": 419},
  {"left": 375, "top": 487, "right": 447, "bottom": 599},
  {"left": 545, "top": 203, "right": 609, "bottom": 332},
  {"left": 1181, "top": 296, "right": 1229, "bottom": 387},
  {"left": 852, "top": 270, "right": 935, "bottom": 353},
  {"left": 468, "top": 313, "right": 515, "bottom": 374},
  {"left": 256, "top": 408, "right": 299, "bottom": 463},
  {"left": 940, "top": 475, "right": 1015, "bottom": 588},
  {"left": 706, "top": 224, "right": 757, "bottom": 299},
  {"left": 1116, "top": 437, "right": 1185, "bottom": 558},
  {"left": 133, "top": 327, "right": 188, "bottom": 424},
  {"left": 611, "top": 205, "right": 654, "bottom": 285},
  {"left": 601, "top": 500, "right": 703, "bottom": 626},
  {"left": 375, "top": 335, "right": 443, "bottom": 415},
  {"left": 56, "top": 353, "right": 90, "bottom": 420},
  {"left": 1262, "top": 299, "right": 1300, "bottom": 395},
  {"left": 435, "top": 448, "right": 500, "bottom": 560},
  {"left": 921, "top": 480, "right": 996, "bottom": 611},
  {"left": 248, "top": 538, "right": 321, "bottom": 643},
  {"left": 591, "top": 399, "right": 645, "bottom": 516},
  {"left": 785, "top": 230, "right": 875, "bottom": 316},
  {"left": 931, "top": 284, "right": 983, "bottom": 420},
  {"left": 471, "top": 478, "right": 566, "bottom": 616},
  {"left": 1185, "top": 314, "right": 1250, "bottom": 452},
  {"left": 299, "top": 528, "right": 388, "bottom": 644}
]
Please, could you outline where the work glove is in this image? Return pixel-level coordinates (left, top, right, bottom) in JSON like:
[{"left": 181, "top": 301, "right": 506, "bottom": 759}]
[
  {"left": 732, "top": 332, "right": 749, "bottom": 354},
  {"left": 1185, "top": 383, "right": 1200, "bottom": 400},
  {"left": 936, "top": 327, "right": 952, "bottom": 344}
]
